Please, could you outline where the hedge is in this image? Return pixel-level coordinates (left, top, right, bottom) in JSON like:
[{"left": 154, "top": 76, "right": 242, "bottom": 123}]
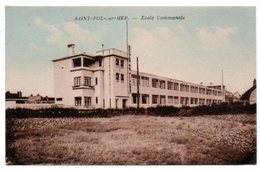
[{"left": 6, "top": 103, "right": 256, "bottom": 119}]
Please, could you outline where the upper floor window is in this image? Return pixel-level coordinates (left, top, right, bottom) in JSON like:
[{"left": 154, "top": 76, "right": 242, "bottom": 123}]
[
  {"left": 116, "top": 58, "right": 120, "bottom": 66},
  {"left": 73, "top": 58, "right": 81, "bottom": 67},
  {"left": 116, "top": 73, "right": 120, "bottom": 82},
  {"left": 121, "top": 74, "right": 124, "bottom": 82},
  {"left": 84, "top": 77, "right": 91, "bottom": 86},
  {"left": 141, "top": 76, "right": 149, "bottom": 87},
  {"left": 74, "top": 77, "right": 81, "bottom": 86},
  {"left": 120, "top": 60, "right": 124, "bottom": 68},
  {"left": 152, "top": 79, "right": 159, "bottom": 88},
  {"left": 160, "top": 80, "right": 166, "bottom": 89},
  {"left": 95, "top": 77, "right": 98, "bottom": 85}
]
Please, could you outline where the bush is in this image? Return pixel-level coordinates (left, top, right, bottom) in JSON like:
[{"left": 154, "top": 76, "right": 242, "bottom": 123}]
[{"left": 5, "top": 103, "right": 256, "bottom": 119}]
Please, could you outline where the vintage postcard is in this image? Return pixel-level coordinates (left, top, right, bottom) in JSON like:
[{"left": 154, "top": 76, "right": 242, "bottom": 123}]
[{"left": 5, "top": 6, "right": 256, "bottom": 165}]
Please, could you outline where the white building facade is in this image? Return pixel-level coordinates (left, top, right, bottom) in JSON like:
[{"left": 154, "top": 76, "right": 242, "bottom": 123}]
[{"left": 53, "top": 44, "right": 224, "bottom": 109}]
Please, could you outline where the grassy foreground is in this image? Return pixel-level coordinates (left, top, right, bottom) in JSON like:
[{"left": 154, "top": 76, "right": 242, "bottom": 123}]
[{"left": 6, "top": 114, "right": 256, "bottom": 165}]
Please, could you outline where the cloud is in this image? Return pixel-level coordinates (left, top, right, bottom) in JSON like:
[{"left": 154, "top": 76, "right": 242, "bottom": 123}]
[
  {"left": 196, "top": 26, "right": 238, "bottom": 49},
  {"left": 46, "top": 25, "right": 64, "bottom": 44},
  {"left": 32, "top": 17, "right": 104, "bottom": 49},
  {"left": 33, "top": 17, "right": 44, "bottom": 27}
]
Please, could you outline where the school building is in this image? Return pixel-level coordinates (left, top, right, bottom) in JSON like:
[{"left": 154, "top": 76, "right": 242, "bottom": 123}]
[{"left": 52, "top": 44, "right": 224, "bottom": 109}]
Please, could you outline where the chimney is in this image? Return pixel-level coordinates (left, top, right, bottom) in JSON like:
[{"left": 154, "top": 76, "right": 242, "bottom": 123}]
[{"left": 67, "top": 44, "right": 75, "bottom": 56}]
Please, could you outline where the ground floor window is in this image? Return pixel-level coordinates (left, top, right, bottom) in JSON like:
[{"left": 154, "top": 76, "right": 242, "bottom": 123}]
[
  {"left": 132, "top": 93, "right": 138, "bottom": 104},
  {"left": 75, "top": 97, "right": 82, "bottom": 106},
  {"left": 84, "top": 97, "right": 91, "bottom": 106},
  {"left": 142, "top": 94, "right": 149, "bottom": 104},
  {"left": 152, "top": 95, "right": 159, "bottom": 104},
  {"left": 180, "top": 97, "right": 189, "bottom": 105},
  {"left": 160, "top": 95, "right": 166, "bottom": 104},
  {"left": 199, "top": 98, "right": 205, "bottom": 105},
  {"left": 174, "top": 96, "right": 179, "bottom": 104},
  {"left": 168, "top": 96, "right": 173, "bottom": 104}
]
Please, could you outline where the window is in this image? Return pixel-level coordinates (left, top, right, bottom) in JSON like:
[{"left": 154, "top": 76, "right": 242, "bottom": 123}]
[
  {"left": 206, "top": 89, "right": 212, "bottom": 95},
  {"left": 116, "top": 73, "right": 120, "bottom": 82},
  {"left": 121, "top": 74, "right": 124, "bottom": 82},
  {"left": 96, "top": 97, "right": 98, "bottom": 104},
  {"left": 199, "top": 88, "right": 205, "bottom": 94},
  {"left": 168, "top": 82, "right": 173, "bottom": 90},
  {"left": 160, "top": 95, "right": 166, "bottom": 104},
  {"left": 152, "top": 95, "right": 159, "bottom": 104},
  {"left": 152, "top": 79, "right": 159, "bottom": 88},
  {"left": 199, "top": 98, "right": 205, "bottom": 105},
  {"left": 174, "top": 96, "right": 179, "bottom": 104},
  {"left": 95, "top": 77, "right": 98, "bottom": 85},
  {"left": 142, "top": 94, "right": 149, "bottom": 104},
  {"left": 84, "top": 97, "right": 91, "bottom": 106},
  {"left": 141, "top": 76, "right": 149, "bottom": 87},
  {"left": 180, "top": 97, "right": 189, "bottom": 105},
  {"left": 74, "top": 77, "right": 81, "bottom": 86},
  {"left": 120, "top": 60, "right": 124, "bottom": 68},
  {"left": 168, "top": 96, "right": 173, "bottom": 104},
  {"left": 191, "top": 86, "right": 198, "bottom": 93},
  {"left": 132, "top": 93, "right": 138, "bottom": 104},
  {"left": 56, "top": 98, "right": 63, "bottom": 101},
  {"left": 75, "top": 97, "right": 82, "bottom": 106},
  {"left": 84, "top": 77, "right": 91, "bottom": 86},
  {"left": 160, "top": 81, "right": 165, "bottom": 89},
  {"left": 180, "top": 84, "right": 189, "bottom": 92},
  {"left": 73, "top": 58, "right": 81, "bottom": 67},
  {"left": 99, "top": 60, "right": 102, "bottom": 67},
  {"left": 116, "top": 58, "right": 120, "bottom": 66},
  {"left": 132, "top": 75, "right": 137, "bottom": 86},
  {"left": 174, "top": 83, "right": 179, "bottom": 91}
]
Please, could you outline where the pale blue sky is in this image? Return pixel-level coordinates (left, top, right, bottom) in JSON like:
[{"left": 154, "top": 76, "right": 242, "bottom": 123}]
[{"left": 6, "top": 7, "right": 256, "bottom": 96}]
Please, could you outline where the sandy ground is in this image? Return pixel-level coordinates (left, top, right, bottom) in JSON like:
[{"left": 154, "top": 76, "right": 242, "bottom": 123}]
[{"left": 6, "top": 114, "right": 256, "bottom": 165}]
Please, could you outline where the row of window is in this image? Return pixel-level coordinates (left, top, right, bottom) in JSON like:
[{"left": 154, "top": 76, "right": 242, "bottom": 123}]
[
  {"left": 131, "top": 75, "right": 222, "bottom": 96},
  {"left": 74, "top": 96, "right": 100, "bottom": 106},
  {"left": 132, "top": 93, "right": 222, "bottom": 105},
  {"left": 74, "top": 76, "right": 98, "bottom": 87}
]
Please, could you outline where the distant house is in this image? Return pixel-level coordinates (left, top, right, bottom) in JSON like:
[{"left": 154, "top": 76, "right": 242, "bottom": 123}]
[
  {"left": 6, "top": 91, "right": 55, "bottom": 109},
  {"left": 241, "top": 79, "right": 256, "bottom": 104},
  {"left": 5, "top": 91, "right": 28, "bottom": 103}
]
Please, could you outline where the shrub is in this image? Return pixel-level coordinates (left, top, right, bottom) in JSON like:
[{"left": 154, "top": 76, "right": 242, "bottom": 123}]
[{"left": 5, "top": 103, "right": 256, "bottom": 119}]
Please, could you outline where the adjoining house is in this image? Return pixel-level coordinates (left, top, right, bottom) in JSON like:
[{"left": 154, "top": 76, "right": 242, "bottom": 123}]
[
  {"left": 53, "top": 44, "right": 224, "bottom": 109},
  {"left": 241, "top": 79, "right": 256, "bottom": 104}
]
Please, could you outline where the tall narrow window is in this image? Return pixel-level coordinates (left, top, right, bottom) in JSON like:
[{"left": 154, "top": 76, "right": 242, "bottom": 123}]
[
  {"left": 116, "top": 58, "right": 119, "bottom": 66},
  {"left": 95, "top": 77, "right": 98, "bottom": 85},
  {"left": 116, "top": 73, "right": 120, "bottom": 82},
  {"left": 74, "top": 77, "right": 81, "bottom": 86},
  {"left": 120, "top": 59, "right": 124, "bottom": 68},
  {"left": 121, "top": 74, "right": 124, "bottom": 83},
  {"left": 96, "top": 97, "right": 98, "bottom": 104}
]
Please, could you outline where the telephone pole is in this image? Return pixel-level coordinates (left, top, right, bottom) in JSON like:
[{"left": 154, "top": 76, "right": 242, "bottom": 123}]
[{"left": 136, "top": 57, "right": 140, "bottom": 109}]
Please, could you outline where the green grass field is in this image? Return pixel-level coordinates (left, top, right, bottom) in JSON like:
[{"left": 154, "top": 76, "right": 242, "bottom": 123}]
[{"left": 6, "top": 114, "right": 256, "bottom": 165}]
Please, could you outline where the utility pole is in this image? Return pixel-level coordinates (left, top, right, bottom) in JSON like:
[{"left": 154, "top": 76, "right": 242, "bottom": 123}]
[
  {"left": 136, "top": 57, "right": 140, "bottom": 109},
  {"left": 221, "top": 70, "right": 225, "bottom": 103}
]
